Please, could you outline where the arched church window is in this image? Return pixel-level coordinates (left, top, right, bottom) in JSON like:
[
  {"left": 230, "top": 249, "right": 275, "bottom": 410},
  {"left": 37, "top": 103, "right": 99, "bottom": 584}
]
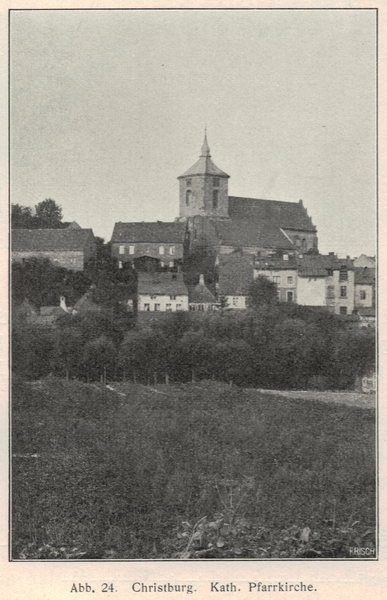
[
  {"left": 186, "top": 190, "right": 191, "bottom": 205},
  {"left": 213, "top": 190, "right": 219, "bottom": 209}
]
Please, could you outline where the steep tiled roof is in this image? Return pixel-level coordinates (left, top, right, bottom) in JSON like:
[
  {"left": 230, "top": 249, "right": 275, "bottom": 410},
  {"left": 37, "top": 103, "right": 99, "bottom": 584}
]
[
  {"left": 228, "top": 197, "right": 317, "bottom": 232},
  {"left": 138, "top": 272, "right": 188, "bottom": 296},
  {"left": 355, "top": 267, "right": 375, "bottom": 285},
  {"left": 111, "top": 222, "right": 186, "bottom": 244},
  {"left": 12, "top": 228, "right": 94, "bottom": 252},
  {"left": 212, "top": 218, "right": 294, "bottom": 250},
  {"left": 218, "top": 253, "right": 254, "bottom": 296},
  {"left": 190, "top": 277, "right": 216, "bottom": 303},
  {"left": 297, "top": 255, "right": 354, "bottom": 277}
]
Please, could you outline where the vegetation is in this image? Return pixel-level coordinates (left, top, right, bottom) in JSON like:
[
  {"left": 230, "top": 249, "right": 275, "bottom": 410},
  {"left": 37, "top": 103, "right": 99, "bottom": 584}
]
[
  {"left": 12, "top": 199, "right": 64, "bottom": 229},
  {"left": 12, "top": 378, "right": 376, "bottom": 559},
  {"left": 12, "top": 304, "right": 375, "bottom": 389}
]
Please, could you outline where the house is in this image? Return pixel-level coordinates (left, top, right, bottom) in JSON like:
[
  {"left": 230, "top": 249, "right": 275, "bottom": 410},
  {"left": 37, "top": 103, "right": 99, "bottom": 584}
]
[
  {"left": 179, "top": 133, "right": 318, "bottom": 258},
  {"left": 217, "top": 252, "right": 254, "bottom": 309},
  {"left": 137, "top": 272, "right": 188, "bottom": 312},
  {"left": 353, "top": 254, "right": 375, "bottom": 268},
  {"left": 12, "top": 228, "right": 96, "bottom": 271},
  {"left": 189, "top": 274, "right": 217, "bottom": 312},
  {"left": 254, "top": 254, "right": 298, "bottom": 303},
  {"left": 297, "top": 254, "right": 355, "bottom": 315},
  {"left": 354, "top": 267, "right": 375, "bottom": 310},
  {"left": 111, "top": 222, "right": 186, "bottom": 272}
]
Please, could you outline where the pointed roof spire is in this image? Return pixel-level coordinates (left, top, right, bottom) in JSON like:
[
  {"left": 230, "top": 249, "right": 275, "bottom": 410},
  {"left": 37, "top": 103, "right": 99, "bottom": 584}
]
[
  {"left": 178, "top": 132, "right": 230, "bottom": 179},
  {"left": 201, "top": 128, "right": 211, "bottom": 157}
]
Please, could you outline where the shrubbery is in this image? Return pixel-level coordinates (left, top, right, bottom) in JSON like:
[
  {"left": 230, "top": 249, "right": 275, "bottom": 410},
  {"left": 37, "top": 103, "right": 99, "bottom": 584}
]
[{"left": 12, "top": 306, "right": 375, "bottom": 390}]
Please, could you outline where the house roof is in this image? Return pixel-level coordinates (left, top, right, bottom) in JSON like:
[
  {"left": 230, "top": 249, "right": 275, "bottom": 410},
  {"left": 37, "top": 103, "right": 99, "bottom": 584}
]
[
  {"left": 212, "top": 217, "right": 294, "bottom": 250},
  {"left": 297, "top": 255, "right": 354, "bottom": 278},
  {"left": 355, "top": 267, "right": 375, "bottom": 285},
  {"left": 218, "top": 253, "right": 254, "bottom": 296},
  {"left": 73, "top": 291, "right": 102, "bottom": 313},
  {"left": 190, "top": 276, "right": 216, "bottom": 303},
  {"left": 255, "top": 256, "right": 298, "bottom": 270},
  {"left": 137, "top": 272, "right": 188, "bottom": 296},
  {"left": 12, "top": 228, "right": 94, "bottom": 252},
  {"left": 178, "top": 134, "right": 230, "bottom": 179},
  {"left": 111, "top": 222, "right": 186, "bottom": 244},
  {"left": 228, "top": 197, "right": 317, "bottom": 233}
]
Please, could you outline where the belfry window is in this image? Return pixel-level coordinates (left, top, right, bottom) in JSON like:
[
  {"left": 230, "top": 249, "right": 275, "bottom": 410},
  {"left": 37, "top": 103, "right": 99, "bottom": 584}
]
[
  {"left": 186, "top": 190, "right": 191, "bottom": 206},
  {"left": 186, "top": 179, "right": 192, "bottom": 187},
  {"left": 213, "top": 177, "right": 220, "bottom": 187},
  {"left": 213, "top": 190, "right": 219, "bottom": 209}
]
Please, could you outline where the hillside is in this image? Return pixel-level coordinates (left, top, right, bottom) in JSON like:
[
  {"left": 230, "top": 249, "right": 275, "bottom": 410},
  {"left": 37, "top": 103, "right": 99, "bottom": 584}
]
[{"left": 12, "top": 378, "right": 376, "bottom": 559}]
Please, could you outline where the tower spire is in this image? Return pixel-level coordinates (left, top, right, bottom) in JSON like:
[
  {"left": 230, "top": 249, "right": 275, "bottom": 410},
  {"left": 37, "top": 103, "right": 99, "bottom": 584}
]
[{"left": 201, "top": 128, "right": 210, "bottom": 157}]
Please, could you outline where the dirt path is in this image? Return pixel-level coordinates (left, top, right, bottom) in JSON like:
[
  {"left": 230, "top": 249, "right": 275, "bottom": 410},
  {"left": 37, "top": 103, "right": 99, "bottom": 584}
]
[{"left": 255, "top": 389, "right": 376, "bottom": 409}]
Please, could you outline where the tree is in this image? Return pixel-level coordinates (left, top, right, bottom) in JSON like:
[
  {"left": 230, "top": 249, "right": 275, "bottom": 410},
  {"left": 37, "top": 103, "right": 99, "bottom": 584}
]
[
  {"left": 35, "top": 199, "right": 63, "bottom": 228},
  {"left": 11, "top": 204, "right": 34, "bottom": 229},
  {"left": 248, "top": 276, "right": 278, "bottom": 308}
]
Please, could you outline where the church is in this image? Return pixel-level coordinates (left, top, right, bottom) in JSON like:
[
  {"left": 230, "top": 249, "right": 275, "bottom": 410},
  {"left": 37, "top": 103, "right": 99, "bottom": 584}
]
[{"left": 111, "top": 133, "right": 318, "bottom": 268}]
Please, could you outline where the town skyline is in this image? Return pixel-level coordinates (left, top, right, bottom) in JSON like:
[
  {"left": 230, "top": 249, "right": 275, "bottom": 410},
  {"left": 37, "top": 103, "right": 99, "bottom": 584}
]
[{"left": 11, "top": 8, "right": 376, "bottom": 257}]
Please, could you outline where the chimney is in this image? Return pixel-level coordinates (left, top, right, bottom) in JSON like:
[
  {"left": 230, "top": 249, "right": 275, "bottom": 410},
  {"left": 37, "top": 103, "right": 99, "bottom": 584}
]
[{"left": 60, "top": 296, "right": 68, "bottom": 313}]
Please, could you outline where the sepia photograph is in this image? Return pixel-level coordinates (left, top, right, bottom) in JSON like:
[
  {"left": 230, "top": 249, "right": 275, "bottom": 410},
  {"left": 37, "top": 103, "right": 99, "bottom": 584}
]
[{"left": 9, "top": 7, "right": 377, "bottom": 565}]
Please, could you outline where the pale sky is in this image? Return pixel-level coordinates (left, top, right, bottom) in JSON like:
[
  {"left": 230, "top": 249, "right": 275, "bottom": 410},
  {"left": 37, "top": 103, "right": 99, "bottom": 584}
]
[{"left": 10, "top": 8, "right": 376, "bottom": 257}]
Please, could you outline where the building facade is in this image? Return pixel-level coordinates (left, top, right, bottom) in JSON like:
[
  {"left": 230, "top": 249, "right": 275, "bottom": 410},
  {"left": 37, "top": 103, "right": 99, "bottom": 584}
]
[{"left": 12, "top": 228, "right": 96, "bottom": 272}]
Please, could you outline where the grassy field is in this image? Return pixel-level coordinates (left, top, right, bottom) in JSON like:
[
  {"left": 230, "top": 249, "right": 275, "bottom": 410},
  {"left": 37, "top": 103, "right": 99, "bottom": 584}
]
[{"left": 11, "top": 377, "right": 376, "bottom": 559}]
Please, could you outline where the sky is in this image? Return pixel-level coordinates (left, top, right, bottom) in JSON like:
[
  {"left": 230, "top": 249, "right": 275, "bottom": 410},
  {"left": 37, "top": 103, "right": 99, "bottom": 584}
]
[{"left": 10, "top": 8, "right": 376, "bottom": 257}]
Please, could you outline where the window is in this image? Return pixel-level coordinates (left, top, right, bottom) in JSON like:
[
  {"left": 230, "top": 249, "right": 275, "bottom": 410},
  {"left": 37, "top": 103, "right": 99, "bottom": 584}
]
[
  {"left": 213, "top": 190, "right": 219, "bottom": 209},
  {"left": 186, "top": 179, "right": 191, "bottom": 187},
  {"left": 118, "top": 261, "right": 123, "bottom": 269},
  {"left": 327, "top": 269, "right": 333, "bottom": 277},
  {"left": 273, "top": 276, "right": 281, "bottom": 285},
  {"left": 287, "top": 291, "right": 293, "bottom": 302},
  {"left": 213, "top": 177, "right": 220, "bottom": 187},
  {"left": 327, "top": 285, "right": 335, "bottom": 299},
  {"left": 159, "top": 245, "right": 164, "bottom": 255},
  {"left": 119, "top": 245, "right": 125, "bottom": 255},
  {"left": 233, "top": 297, "right": 239, "bottom": 306},
  {"left": 169, "top": 245, "right": 175, "bottom": 255},
  {"left": 154, "top": 304, "right": 160, "bottom": 312},
  {"left": 166, "top": 304, "right": 172, "bottom": 312},
  {"left": 176, "top": 304, "right": 182, "bottom": 311},
  {"left": 340, "top": 286, "right": 347, "bottom": 298},
  {"left": 170, "top": 294, "right": 176, "bottom": 300},
  {"left": 169, "top": 261, "right": 174, "bottom": 268},
  {"left": 186, "top": 190, "right": 191, "bottom": 206},
  {"left": 339, "top": 266, "right": 348, "bottom": 281},
  {"left": 360, "top": 290, "right": 367, "bottom": 300},
  {"left": 160, "top": 261, "right": 164, "bottom": 267},
  {"left": 194, "top": 229, "right": 197, "bottom": 240},
  {"left": 129, "top": 245, "right": 135, "bottom": 255},
  {"left": 287, "top": 276, "right": 293, "bottom": 284},
  {"left": 340, "top": 306, "right": 347, "bottom": 315},
  {"left": 144, "top": 303, "right": 150, "bottom": 312}
]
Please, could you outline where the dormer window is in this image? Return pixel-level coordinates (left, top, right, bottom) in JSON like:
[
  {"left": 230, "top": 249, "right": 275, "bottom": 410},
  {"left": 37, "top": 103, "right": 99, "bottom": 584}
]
[
  {"left": 186, "top": 179, "right": 192, "bottom": 187},
  {"left": 213, "top": 177, "right": 219, "bottom": 187},
  {"left": 213, "top": 190, "right": 219, "bottom": 209}
]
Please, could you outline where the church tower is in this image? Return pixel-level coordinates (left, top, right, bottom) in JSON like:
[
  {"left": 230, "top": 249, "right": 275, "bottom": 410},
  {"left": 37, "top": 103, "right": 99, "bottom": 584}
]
[{"left": 178, "top": 132, "right": 230, "bottom": 219}]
